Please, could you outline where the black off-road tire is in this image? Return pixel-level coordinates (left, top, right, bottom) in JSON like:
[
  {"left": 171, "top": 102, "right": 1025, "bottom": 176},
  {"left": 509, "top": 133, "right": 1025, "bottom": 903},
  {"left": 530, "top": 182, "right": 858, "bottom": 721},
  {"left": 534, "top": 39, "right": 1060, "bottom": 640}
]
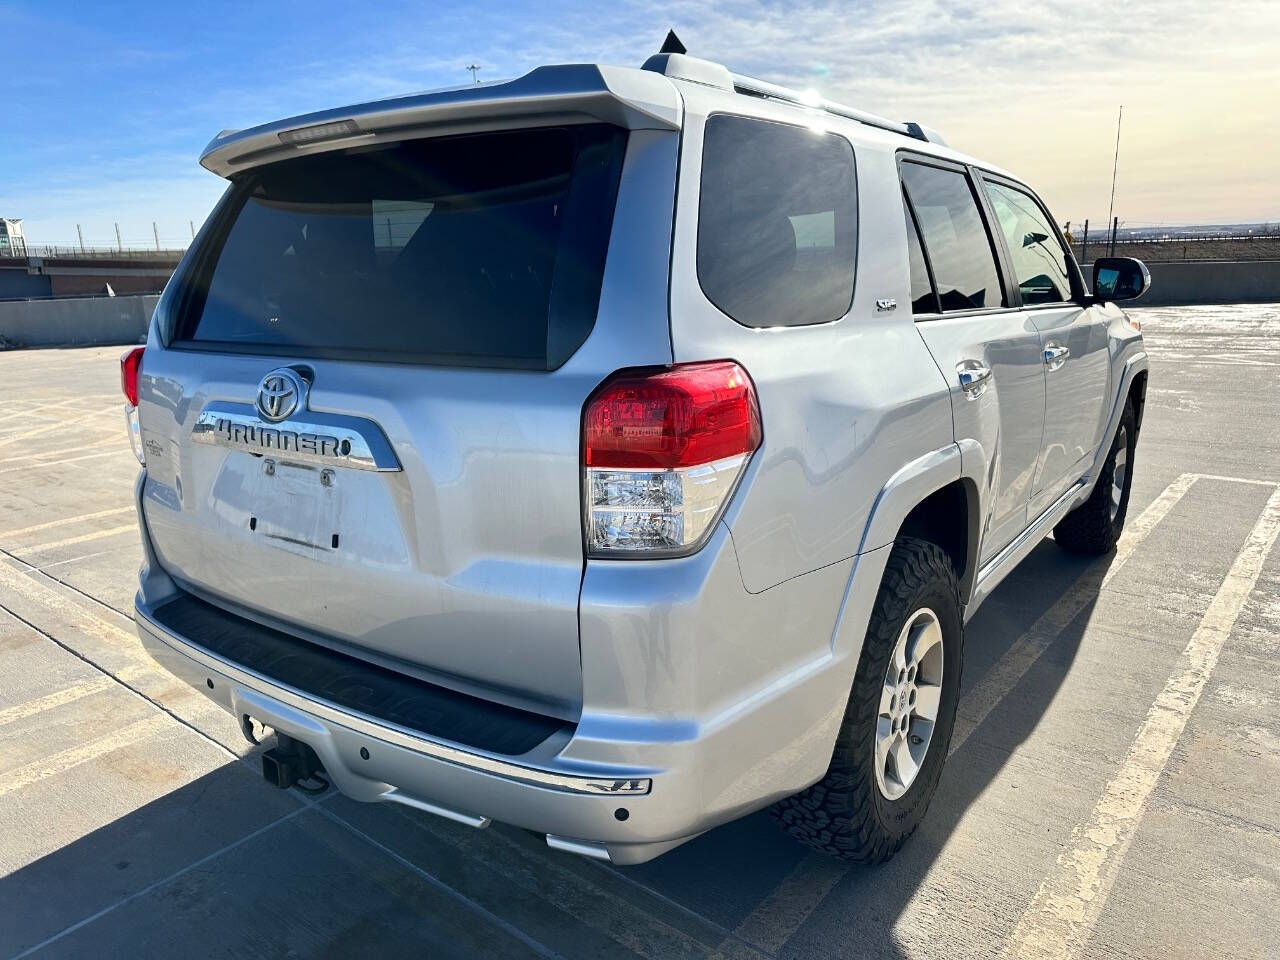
[
  {"left": 772, "top": 537, "right": 963, "bottom": 863},
  {"left": 1053, "top": 400, "right": 1137, "bottom": 555}
]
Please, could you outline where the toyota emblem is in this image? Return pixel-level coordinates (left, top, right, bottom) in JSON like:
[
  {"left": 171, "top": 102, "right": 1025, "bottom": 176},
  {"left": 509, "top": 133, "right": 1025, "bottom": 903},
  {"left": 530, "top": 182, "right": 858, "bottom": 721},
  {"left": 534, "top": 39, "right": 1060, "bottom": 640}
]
[{"left": 255, "top": 367, "right": 307, "bottom": 422}]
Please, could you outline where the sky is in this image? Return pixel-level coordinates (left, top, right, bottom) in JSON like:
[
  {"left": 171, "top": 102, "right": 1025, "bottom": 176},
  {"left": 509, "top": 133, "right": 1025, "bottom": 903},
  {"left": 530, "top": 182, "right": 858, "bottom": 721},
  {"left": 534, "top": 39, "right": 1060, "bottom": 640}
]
[{"left": 2, "top": 0, "right": 1278, "bottom": 247}]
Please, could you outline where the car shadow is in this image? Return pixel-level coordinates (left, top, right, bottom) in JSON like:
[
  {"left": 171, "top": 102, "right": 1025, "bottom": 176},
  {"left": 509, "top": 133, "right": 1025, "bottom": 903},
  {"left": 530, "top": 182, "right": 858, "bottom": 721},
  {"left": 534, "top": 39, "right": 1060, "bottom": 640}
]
[
  {"left": 615, "top": 537, "right": 1114, "bottom": 957},
  {"left": 0, "top": 539, "right": 1112, "bottom": 959}
]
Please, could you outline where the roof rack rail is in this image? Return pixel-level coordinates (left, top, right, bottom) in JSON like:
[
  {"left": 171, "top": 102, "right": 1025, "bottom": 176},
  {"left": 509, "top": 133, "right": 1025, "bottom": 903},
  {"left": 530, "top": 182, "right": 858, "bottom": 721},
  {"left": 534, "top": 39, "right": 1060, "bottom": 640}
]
[
  {"left": 730, "top": 73, "right": 939, "bottom": 143},
  {"left": 640, "top": 45, "right": 947, "bottom": 146}
]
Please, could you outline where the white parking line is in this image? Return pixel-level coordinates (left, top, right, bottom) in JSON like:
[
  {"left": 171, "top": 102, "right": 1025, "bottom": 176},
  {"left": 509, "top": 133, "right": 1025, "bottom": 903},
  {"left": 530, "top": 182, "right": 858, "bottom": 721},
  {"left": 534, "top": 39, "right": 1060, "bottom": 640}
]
[
  {"left": 19, "top": 524, "right": 138, "bottom": 556},
  {"left": 0, "top": 713, "right": 172, "bottom": 798},
  {"left": 0, "top": 449, "right": 125, "bottom": 475},
  {"left": 1002, "top": 483, "right": 1280, "bottom": 960},
  {"left": 0, "top": 677, "right": 115, "bottom": 726},
  {"left": 0, "top": 408, "right": 113, "bottom": 449},
  {"left": 712, "top": 472, "right": 1200, "bottom": 955},
  {"left": 0, "top": 506, "right": 134, "bottom": 541},
  {"left": 949, "top": 472, "right": 1198, "bottom": 755},
  {"left": 0, "top": 665, "right": 154, "bottom": 727},
  {"left": 0, "top": 437, "right": 120, "bottom": 466}
]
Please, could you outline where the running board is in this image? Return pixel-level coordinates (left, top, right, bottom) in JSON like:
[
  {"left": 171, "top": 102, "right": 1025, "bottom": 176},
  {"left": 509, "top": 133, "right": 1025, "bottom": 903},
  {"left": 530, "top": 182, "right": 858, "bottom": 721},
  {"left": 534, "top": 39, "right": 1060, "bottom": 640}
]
[{"left": 967, "top": 480, "right": 1088, "bottom": 620}]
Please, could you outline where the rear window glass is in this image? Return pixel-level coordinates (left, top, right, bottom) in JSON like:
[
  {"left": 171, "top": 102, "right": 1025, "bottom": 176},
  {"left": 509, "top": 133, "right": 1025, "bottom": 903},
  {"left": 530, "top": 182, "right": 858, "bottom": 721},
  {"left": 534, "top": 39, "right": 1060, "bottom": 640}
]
[
  {"left": 177, "top": 125, "right": 628, "bottom": 369},
  {"left": 697, "top": 115, "right": 857, "bottom": 328}
]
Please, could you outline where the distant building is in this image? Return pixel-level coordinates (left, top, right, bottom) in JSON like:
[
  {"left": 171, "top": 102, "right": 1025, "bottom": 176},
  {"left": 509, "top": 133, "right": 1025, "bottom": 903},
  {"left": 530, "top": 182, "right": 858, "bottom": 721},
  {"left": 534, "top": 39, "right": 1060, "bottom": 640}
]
[{"left": 0, "top": 218, "right": 26, "bottom": 257}]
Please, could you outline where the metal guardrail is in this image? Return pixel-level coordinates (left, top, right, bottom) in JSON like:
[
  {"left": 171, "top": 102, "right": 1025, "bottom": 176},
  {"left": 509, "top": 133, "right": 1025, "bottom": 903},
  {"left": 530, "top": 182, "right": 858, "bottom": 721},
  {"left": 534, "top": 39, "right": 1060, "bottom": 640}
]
[{"left": 1, "top": 245, "right": 188, "bottom": 260}]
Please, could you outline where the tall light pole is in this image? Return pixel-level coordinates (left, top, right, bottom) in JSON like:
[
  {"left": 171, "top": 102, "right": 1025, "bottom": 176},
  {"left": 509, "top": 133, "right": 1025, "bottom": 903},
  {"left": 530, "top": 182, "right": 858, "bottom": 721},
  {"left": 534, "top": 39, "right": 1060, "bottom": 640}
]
[{"left": 466, "top": 64, "right": 481, "bottom": 83}]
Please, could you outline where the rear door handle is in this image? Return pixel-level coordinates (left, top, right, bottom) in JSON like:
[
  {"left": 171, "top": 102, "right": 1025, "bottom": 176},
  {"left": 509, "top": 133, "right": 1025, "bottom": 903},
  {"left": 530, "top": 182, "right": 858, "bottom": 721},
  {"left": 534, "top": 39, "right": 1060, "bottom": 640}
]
[
  {"left": 1044, "top": 343, "right": 1070, "bottom": 371},
  {"left": 956, "top": 360, "right": 992, "bottom": 399}
]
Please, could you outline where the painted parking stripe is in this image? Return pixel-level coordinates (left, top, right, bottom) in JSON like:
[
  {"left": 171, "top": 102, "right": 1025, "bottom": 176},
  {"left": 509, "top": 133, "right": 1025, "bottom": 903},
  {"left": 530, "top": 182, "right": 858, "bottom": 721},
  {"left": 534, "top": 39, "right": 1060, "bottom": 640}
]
[
  {"left": 0, "top": 408, "right": 114, "bottom": 449},
  {"left": 18, "top": 524, "right": 138, "bottom": 556},
  {"left": 949, "top": 471, "right": 1198, "bottom": 755},
  {"left": 0, "top": 437, "right": 120, "bottom": 466},
  {"left": 0, "top": 665, "right": 153, "bottom": 727},
  {"left": 1002, "top": 484, "right": 1280, "bottom": 960},
  {"left": 0, "top": 506, "right": 134, "bottom": 541},
  {"left": 0, "top": 396, "right": 102, "bottom": 425},
  {"left": 0, "top": 449, "right": 125, "bottom": 475},
  {"left": 0, "top": 713, "right": 171, "bottom": 798},
  {"left": 707, "top": 471, "right": 1199, "bottom": 955},
  {"left": 0, "top": 677, "right": 115, "bottom": 726}
]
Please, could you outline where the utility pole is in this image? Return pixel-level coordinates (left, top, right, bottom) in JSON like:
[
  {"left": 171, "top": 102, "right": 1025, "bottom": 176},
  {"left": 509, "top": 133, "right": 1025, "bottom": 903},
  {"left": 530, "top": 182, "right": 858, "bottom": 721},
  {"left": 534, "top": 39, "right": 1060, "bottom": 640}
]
[
  {"left": 115, "top": 223, "right": 122, "bottom": 252},
  {"left": 1106, "top": 105, "right": 1123, "bottom": 253},
  {"left": 76, "top": 224, "right": 85, "bottom": 254},
  {"left": 466, "top": 63, "right": 481, "bottom": 83},
  {"left": 189, "top": 220, "right": 196, "bottom": 240},
  {"left": 153, "top": 222, "right": 160, "bottom": 251},
  {"left": 1081, "top": 218, "right": 1089, "bottom": 264}
]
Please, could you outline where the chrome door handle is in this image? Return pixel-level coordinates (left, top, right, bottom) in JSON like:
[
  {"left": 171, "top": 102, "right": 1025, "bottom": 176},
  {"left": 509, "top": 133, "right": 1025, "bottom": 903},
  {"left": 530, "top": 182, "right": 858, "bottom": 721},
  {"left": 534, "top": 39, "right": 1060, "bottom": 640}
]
[
  {"left": 956, "top": 360, "right": 992, "bottom": 399},
  {"left": 1044, "top": 343, "right": 1070, "bottom": 371}
]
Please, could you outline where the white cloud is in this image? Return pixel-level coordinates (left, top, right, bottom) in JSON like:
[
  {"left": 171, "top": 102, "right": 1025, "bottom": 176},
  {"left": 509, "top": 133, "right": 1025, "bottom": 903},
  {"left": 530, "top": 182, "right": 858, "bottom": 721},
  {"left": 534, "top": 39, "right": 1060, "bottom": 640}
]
[{"left": 10, "top": 0, "right": 1278, "bottom": 240}]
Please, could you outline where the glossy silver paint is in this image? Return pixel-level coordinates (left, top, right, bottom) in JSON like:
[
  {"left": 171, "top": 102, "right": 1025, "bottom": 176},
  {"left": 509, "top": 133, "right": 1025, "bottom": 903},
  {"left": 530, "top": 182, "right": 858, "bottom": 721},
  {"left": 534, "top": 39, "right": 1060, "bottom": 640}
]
[{"left": 134, "top": 60, "right": 1147, "bottom": 864}]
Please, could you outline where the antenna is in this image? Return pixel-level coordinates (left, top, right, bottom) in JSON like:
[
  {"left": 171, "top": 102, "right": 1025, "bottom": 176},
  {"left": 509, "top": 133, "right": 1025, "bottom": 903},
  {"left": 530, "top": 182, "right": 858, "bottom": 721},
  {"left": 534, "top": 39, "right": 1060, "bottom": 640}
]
[
  {"left": 659, "top": 30, "right": 686, "bottom": 55},
  {"left": 465, "top": 63, "right": 482, "bottom": 83},
  {"left": 1106, "top": 105, "right": 1123, "bottom": 242}
]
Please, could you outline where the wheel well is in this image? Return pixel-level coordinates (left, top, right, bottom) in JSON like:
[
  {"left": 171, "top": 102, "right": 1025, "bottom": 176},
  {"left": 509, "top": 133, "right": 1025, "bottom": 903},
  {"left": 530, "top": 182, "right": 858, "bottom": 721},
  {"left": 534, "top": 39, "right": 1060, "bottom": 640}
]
[
  {"left": 1128, "top": 370, "right": 1147, "bottom": 433},
  {"left": 896, "top": 479, "right": 979, "bottom": 599}
]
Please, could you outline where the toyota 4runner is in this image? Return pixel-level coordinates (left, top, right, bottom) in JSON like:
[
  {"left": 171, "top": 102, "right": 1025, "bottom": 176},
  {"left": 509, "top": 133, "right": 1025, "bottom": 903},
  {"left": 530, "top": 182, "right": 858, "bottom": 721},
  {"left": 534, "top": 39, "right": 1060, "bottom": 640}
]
[{"left": 124, "top": 48, "right": 1150, "bottom": 865}]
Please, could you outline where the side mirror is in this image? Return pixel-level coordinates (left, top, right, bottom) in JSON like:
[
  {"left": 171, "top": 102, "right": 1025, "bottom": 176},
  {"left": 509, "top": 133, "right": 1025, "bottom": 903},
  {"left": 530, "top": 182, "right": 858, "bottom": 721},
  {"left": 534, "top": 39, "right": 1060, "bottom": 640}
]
[{"left": 1092, "top": 257, "right": 1150, "bottom": 303}]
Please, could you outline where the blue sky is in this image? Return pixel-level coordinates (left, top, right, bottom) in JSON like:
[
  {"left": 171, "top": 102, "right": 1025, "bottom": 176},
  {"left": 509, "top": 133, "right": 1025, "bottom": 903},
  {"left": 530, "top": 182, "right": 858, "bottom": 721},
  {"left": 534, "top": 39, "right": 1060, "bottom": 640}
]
[{"left": 3, "top": 0, "right": 1278, "bottom": 247}]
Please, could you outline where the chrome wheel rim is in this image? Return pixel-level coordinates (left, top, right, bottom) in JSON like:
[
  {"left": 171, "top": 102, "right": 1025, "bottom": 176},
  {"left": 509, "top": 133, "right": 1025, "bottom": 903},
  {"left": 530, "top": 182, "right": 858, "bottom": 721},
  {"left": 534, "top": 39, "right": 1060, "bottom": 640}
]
[
  {"left": 1110, "top": 426, "right": 1129, "bottom": 523},
  {"left": 875, "top": 608, "right": 945, "bottom": 801}
]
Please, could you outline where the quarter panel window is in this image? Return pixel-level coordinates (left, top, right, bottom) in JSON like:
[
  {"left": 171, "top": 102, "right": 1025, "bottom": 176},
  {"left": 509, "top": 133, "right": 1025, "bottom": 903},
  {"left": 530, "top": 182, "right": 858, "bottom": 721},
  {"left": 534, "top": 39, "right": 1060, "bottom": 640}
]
[
  {"left": 697, "top": 115, "right": 857, "bottom": 328},
  {"left": 983, "top": 180, "right": 1074, "bottom": 305},
  {"left": 900, "top": 162, "right": 1005, "bottom": 312}
]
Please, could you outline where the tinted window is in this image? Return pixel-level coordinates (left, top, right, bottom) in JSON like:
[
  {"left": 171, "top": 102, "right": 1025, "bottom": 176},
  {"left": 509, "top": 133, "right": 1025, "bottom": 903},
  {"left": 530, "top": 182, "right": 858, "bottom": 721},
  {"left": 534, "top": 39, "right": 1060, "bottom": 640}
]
[
  {"left": 984, "top": 180, "right": 1074, "bottom": 304},
  {"left": 904, "top": 200, "right": 937, "bottom": 314},
  {"left": 178, "top": 125, "right": 628, "bottom": 369},
  {"left": 900, "top": 162, "right": 1004, "bottom": 312},
  {"left": 698, "top": 115, "right": 857, "bottom": 327}
]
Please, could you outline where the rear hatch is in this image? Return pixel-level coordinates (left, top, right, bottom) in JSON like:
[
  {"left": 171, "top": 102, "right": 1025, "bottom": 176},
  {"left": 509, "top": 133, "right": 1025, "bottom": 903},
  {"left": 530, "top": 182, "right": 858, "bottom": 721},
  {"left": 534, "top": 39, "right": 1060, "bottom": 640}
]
[{"left": 138, "top": 109, "right": 676, "bottom": 722}]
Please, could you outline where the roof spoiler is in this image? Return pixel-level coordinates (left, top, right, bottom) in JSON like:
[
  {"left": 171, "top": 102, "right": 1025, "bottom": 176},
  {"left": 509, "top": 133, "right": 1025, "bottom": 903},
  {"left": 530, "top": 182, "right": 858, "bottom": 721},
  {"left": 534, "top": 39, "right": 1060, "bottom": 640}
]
[{"left": 199, "top": 63, "right": 682, "bottom": 178}]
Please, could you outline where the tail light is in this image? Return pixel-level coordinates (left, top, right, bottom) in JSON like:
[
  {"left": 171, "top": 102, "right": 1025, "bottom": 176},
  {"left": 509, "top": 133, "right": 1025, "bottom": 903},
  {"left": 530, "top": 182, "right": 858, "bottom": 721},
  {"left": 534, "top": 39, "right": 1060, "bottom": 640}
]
[
  {"left": 120, "top": 346, "right": 144, "bottom": 407},
  {"left": 120, "top": 346, "right": 145, "bottom": 464},
  {"left": 583, "top": 360, "right": 761, "bottom": 557}
]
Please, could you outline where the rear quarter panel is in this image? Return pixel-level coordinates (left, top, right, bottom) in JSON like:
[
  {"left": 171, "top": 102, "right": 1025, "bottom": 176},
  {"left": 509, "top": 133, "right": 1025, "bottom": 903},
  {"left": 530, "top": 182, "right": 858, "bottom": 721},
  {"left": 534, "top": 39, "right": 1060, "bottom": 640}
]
[{"left": 667, "top": 95, "right": 954, "bottom": 595}]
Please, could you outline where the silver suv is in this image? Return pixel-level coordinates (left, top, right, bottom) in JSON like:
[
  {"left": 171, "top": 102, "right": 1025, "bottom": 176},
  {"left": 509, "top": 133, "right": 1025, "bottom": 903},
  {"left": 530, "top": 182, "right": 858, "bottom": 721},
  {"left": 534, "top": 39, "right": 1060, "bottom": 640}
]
[{"left": 124, "top": 48, "right": 1150, "bottom": 865}]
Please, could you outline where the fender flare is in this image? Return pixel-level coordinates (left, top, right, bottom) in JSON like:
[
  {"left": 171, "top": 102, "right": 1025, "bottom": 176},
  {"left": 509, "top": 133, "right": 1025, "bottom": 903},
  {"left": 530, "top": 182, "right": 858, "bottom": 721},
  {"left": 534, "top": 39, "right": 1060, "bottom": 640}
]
[
  {"left": 1080, "top": 350, "right": 1148, "bottom": 501},
  {"left": 857, "top": 440, "right": 986, "bottom": 601}
]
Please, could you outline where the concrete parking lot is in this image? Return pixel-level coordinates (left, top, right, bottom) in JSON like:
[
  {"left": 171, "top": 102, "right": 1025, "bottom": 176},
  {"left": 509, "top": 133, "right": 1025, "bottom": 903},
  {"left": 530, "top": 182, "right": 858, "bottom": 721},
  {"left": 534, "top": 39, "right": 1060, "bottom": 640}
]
[{"left": 1, "top": 305, "right": 1278, "bottom": 959}]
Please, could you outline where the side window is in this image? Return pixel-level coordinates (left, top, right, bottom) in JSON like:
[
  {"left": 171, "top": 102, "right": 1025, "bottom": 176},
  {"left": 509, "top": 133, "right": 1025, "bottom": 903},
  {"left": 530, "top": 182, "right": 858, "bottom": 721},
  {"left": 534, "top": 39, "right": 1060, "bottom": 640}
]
[
  {"left": 983, "top": 180, "right": 1074, "bottom": 305},
  {"left": 698, "top": 115, "right": 857, "bottom": 327},
  {"left": 903, "top": 199, "right": 937, "bottom": 314},
  {"left": 900, "top": 161, "right": 1005, "bottom": 312}
]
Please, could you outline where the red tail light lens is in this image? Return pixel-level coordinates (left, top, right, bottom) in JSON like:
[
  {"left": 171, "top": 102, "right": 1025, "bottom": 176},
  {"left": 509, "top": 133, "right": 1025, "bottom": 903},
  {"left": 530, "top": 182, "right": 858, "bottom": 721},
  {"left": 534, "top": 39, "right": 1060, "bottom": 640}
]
[
  {"left": 120, "top": 346, "right": 145, "bottom": 407},
  {"left": 584, "top": 361, "right": 762, "bottom": 469},
  {"left": 583, "top": 361, "right": 761, "bottom": 556}
]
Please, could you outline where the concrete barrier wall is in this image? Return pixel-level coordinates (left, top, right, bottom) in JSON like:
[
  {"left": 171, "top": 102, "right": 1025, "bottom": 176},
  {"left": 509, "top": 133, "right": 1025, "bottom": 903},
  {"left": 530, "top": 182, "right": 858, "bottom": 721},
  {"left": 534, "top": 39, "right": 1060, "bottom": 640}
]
[
  {"left": 0, "top": 260, "right": 1276, "bottom": 349},
  {"left": 0, "top": 294, "right": 157, "bottom": 348},
  {"left": 1082, "top": 259, "right": 1280, "bottom": 306}
]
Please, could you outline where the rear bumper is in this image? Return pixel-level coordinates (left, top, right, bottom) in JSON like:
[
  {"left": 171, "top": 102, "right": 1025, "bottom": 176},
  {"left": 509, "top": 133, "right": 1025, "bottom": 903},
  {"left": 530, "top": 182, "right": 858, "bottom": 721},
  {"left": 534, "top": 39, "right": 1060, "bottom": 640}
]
[
  {"left": 135, "top": 607, "right": 680, "bottom": 862},
  {"left": 131, "top": 473, "right": 886, "bottom": 864}
]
